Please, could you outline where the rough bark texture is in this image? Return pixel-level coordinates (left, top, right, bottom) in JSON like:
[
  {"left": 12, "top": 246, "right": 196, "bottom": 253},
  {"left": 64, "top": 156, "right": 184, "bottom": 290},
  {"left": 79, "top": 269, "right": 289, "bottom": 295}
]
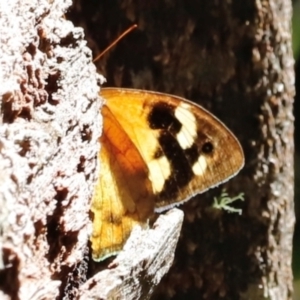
[
  {"left": 0, "top": 0, "right": 101, "bottom": 299},
  {"left": 68, "top": 0, "right": 295, "bottom": 299},
  {"left": 78, "top": 209, "right": 184, "bottom": 300},
  {"left": 0, "top": 1, "right": 183, "bottom": 299}
]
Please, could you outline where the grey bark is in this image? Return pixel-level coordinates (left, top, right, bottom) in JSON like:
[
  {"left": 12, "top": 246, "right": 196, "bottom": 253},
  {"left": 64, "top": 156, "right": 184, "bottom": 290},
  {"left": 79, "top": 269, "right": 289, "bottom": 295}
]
[
  {"left": 0, "top": 0, "right": 100, "bottom": 298},
  {"left": 78, "top": 209, "right": 184, "bottom": 300}
]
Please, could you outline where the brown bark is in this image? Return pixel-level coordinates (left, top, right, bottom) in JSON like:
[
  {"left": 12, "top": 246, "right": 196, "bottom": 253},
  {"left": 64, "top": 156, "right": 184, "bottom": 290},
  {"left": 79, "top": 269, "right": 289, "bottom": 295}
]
[
  {"left": 68, "top": 0, "right": 295, "bottom": 299},
  {"left": 0, "top": 0, "right": 295, "bottom": 299}
]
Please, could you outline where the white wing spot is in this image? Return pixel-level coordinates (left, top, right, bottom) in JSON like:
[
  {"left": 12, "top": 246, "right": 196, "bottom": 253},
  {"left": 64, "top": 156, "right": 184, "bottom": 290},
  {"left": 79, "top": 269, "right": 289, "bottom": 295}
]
[
  {"left": 192, "top": 155, "right": 207, "bottom": 176},
  {"left": 175, "top": 103, "right": 197, "bottom": 150},
  {"left": 148, "top": 155, "right": 171, "bottom": 193}
]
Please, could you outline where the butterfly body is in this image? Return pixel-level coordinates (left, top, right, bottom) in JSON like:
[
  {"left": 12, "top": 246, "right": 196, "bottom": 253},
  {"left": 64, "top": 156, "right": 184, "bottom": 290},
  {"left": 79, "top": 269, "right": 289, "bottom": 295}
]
[{"left": 91, "top": 88, "right": 244, "bottom": 261}]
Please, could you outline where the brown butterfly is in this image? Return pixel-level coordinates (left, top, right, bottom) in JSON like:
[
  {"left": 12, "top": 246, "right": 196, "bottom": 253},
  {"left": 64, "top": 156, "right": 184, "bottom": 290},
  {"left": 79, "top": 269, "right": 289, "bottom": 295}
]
[{"left": 90, "top": 88, "right": 244, "bottom": 261}]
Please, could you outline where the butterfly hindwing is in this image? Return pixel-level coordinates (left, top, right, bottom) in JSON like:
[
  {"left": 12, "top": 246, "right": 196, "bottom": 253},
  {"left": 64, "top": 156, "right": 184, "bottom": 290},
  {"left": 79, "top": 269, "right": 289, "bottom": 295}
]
[{"left": 91, "top": 88, "right": 244, "bottom": 261}]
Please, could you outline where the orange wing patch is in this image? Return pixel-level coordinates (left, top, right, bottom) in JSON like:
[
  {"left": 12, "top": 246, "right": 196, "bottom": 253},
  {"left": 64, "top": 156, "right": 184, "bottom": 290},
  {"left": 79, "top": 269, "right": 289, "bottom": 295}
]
[{"left": 91, "top": 105, "right": 154, "bottom": 261}]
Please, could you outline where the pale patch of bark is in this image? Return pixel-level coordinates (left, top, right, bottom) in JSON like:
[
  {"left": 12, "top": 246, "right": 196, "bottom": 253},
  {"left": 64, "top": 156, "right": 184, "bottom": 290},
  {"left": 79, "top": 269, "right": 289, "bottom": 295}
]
[
  {"left": 78, "top": 209, "right": 183, "bottom": 300},
  {"left": 0, "top": 0, "right": 100, "bottom": 298}
]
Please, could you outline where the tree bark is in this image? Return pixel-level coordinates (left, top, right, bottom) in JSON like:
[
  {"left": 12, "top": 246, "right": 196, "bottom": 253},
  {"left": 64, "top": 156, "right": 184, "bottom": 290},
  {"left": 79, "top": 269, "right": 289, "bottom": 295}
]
[
  {"left": 78, "top": 209, "right": 184, "bottom": 300},
  {"left": 0, "top": 0, "right": 295, "bottom": 299},
  {"left": 69, "top": 0, "right": 295, "bottom": 299},
  {"left": 0, "top": 1, "right": 183, "bottom": 299},
  {"left": 0, "top": 0, "right": 101, "bottom": 299}
]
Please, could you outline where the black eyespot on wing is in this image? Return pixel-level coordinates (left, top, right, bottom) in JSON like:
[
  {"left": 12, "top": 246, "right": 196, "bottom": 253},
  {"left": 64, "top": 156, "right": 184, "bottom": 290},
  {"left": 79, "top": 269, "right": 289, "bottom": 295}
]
[
  {"left": 148, "top": 102, "right": 182, "bottom": 134},
  {"left": 202, "top": 142, "right": 214, "bottom": 154}
]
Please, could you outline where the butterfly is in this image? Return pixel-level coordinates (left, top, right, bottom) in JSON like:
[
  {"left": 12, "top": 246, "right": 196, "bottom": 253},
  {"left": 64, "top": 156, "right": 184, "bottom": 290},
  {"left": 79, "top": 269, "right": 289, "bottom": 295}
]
[{"left": 90, "top": 88, "right": 244, "bottom": 261}]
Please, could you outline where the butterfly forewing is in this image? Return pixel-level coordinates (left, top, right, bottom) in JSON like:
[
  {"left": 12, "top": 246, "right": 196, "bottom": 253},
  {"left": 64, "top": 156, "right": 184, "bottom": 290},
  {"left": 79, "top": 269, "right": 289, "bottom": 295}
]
[
  {"left": 101, "top": 88, "right": 244, "bottom": 210},
  {"left": 91, "top": 104, "right": 154, "bottom": 261},
  {"left": 91, "top": 88, "right": 244, "bottom": 261}
]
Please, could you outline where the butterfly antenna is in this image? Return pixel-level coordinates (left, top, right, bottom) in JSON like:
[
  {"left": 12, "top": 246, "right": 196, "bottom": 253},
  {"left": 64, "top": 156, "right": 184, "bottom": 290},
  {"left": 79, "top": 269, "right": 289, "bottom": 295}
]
[{"left": 93, "top": 24, "right": 138, "bottom": 63}]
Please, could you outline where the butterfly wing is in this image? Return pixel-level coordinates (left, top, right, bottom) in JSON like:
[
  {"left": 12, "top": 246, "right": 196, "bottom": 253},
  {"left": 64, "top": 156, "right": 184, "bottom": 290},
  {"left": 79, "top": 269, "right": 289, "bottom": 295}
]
[
  {"left": 91, "top": 88, "right": 244, "bottom": 261},
  {"left": 101, "top": 88, "right": 244, "bottom": 211},
  {"left": 91, "top": 104, "right": 154, "bottom": 261}
]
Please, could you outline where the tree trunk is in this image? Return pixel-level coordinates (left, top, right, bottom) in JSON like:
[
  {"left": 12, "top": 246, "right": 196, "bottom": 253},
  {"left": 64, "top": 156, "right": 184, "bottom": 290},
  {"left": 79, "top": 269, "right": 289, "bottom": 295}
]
[
  {"left": 0, "top": 0, "right": 295, "bottom": 299},
  {"left": 0, "top": 0, "right": 101, "bottom": 298},
  {"left": 0, "top": 0, "right": 183, "bottom": 299},
  {"left": 69, "top": 0, "right": 295, "bottom": 299}
]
